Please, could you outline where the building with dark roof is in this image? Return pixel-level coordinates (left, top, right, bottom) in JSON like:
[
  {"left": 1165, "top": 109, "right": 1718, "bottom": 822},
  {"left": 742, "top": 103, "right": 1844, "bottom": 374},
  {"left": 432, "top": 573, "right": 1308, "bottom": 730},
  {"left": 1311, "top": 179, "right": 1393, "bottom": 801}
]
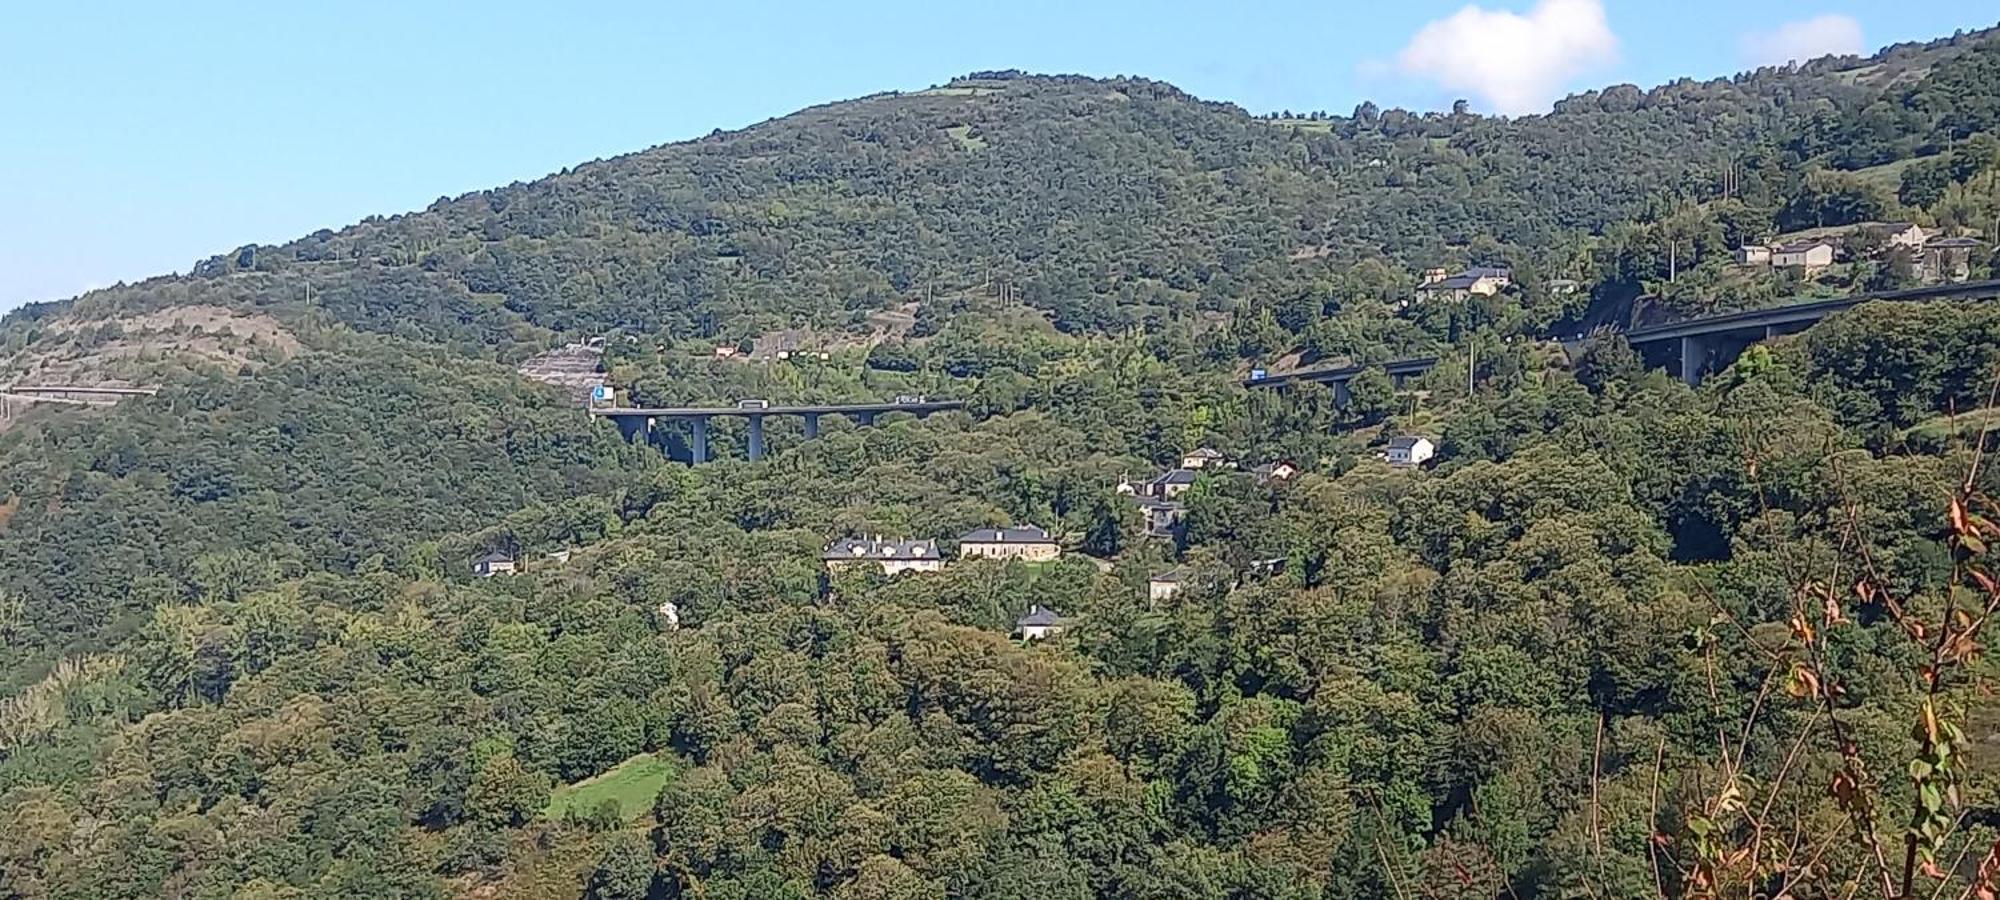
[
  {"left": 823, "top": 536, "right": 945, "bottom": 575},
  {"left": 1416, "top": 266, "right": 1513, "bottom": 299},
  {"left": 1015, "top": 604, "right": 1066, "bottom": 640},
  {"left": 1131, "top": 495, "right": 1187, "bottom": 537},
  {"left": 958, "top": 525, "right": 1061, "bottom": 562},
  {"left": 1386, "top": 436, "right": 1436, "bottom": 467},
  {"left": 1147, "top": 468, "right": 1200, "bottom": 499},
  {"left": 472, "top": 552, "right": 517, "bottom": 578}
]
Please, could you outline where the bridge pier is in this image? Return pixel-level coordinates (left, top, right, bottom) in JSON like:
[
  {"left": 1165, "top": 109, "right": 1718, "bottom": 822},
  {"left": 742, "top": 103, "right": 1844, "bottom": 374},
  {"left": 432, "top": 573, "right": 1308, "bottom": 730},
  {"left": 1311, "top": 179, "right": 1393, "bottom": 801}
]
[
  {"left": 1679, "top": 335, "right": 1708, "bottom": 386},
  {"left": 1332, "top": 380, "right": 1352, "bottom": 407},
  {"left": 854, "top": 411, "right": 876, "bottom": 427},
  {"left": 613, "top": 415, "right": 647, "bottom": 444},
  {"left": 747, "top": 415, "right": 765, "bottom": 461},
  {"left": 690, "top": 417, "right": 710, "bottom": 464},
  {"left": 802, "top": 413, "right": 820, "bottom": 439}
]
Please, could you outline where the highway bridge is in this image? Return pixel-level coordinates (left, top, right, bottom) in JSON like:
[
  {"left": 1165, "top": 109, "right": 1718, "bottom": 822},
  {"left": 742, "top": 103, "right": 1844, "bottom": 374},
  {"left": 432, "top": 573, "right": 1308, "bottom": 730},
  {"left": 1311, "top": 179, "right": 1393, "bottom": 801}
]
[
  {"left": 591, "top": 399, "right": 963, "bottom": 463},
  {"left": 1247, "top": 279, "right": 2000, "bottom": 392},
  {"left": 0, "top": 384, "right": 160, "bottom": 417}
]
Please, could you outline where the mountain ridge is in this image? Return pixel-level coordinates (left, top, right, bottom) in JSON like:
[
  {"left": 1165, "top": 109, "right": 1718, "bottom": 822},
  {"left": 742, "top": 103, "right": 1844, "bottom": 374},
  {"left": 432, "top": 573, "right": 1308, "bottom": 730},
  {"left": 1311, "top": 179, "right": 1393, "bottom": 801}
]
[{"left": 8, "top": 23, "right": 1995, "bottom": 364}]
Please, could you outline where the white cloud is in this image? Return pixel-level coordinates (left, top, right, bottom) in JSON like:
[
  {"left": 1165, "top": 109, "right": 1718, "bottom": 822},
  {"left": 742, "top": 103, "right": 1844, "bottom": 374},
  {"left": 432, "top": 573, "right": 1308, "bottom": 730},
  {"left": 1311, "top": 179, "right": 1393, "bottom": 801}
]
[
  {"left": 1739, "top": 14, "right": 1865, "bottom": 67},
  {"left": 1395, "top": 0, "right": 1619, "bottom": 116}
]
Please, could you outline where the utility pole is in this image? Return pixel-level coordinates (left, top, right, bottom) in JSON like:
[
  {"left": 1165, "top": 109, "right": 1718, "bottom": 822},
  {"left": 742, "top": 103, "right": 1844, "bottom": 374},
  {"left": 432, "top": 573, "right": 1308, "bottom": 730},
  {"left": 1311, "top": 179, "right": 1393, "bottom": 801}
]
[{"left": 1467, "top": 340, "right": 1476, "bottom": 397}]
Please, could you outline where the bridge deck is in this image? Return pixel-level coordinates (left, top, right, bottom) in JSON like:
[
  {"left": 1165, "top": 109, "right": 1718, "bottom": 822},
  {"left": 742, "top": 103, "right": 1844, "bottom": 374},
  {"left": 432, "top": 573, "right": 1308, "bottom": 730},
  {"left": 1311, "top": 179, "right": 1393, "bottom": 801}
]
[
  {"left": 1246, "top": 279, "right": 2000, "bottom": 388},
  {"left": 1, "top": 384, "right": 159, "bottom": 396},
  {"left": 591, "top": 400, "right": 964, "bottom": 418},
  {"left": 1623, "top": 278, "right": 2000, "bottom": 345}
]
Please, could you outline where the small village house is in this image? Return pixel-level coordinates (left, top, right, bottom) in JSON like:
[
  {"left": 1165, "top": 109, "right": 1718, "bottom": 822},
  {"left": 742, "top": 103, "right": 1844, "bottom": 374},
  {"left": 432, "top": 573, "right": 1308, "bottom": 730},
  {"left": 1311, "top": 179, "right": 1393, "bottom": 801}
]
[
  {"left": 1132, "top": 495, "right": 1186, "bottom": 538},
  {"left": 1386, "top": 436, "right": 1436, "bottom": 468},
  {"left": 1015, "top": 604, "right": 1065, "bottom": 640},
  {"left": 1770, "top": 240, "right": 1836, "bottom": 273},
  {"left": 1146, "top": 468, "right": 1199, "bottom": 500},
  {"left": 823, "top": 536, "right": 946, "bottom": 575},
  {"left": 1924, "top": 237, "right": 1984, "bottom": 283},
  {"left": 1252, "top": 460, "right": 1298, "bottom": 484},
  {"left": 1866, "top": 222, "right": 1927, "bottom": 251},
  {"left": 1180, "top": 447, "right": 1227, "bottom": 469},
  {"left": 1415, "top": 266, "right": 1512, "bottom": 302},
  {"left": 1733, "top": 244, "right": 1772, "bottom": 265},
  {"left": 1149, "top": 569, "right": 1188, "bottom": 603},
  {"left": 472, "top": 552, "right": 517, "bottom": 578},
  {"left": 1246, "top": 557, "right": 1287, "bottom": 580},
  {"left": 958, "top": 525, "right": 1061, "bottom": 561}
]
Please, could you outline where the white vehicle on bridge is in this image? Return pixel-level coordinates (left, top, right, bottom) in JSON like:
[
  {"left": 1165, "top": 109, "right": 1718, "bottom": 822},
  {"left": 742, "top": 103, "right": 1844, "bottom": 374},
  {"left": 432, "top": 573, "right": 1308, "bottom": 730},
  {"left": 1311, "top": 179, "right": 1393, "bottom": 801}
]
[
  {"left": 894, "top": 394, "right": 927, "bottom": 404},
  {"left": 737, "top": 399, "right": 770, "bottom": 410}
]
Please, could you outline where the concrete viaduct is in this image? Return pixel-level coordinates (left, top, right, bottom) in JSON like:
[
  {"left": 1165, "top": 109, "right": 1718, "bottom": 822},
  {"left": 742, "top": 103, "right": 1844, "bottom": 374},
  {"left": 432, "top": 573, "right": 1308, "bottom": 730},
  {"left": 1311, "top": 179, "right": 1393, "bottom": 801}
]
[
  {"left": 1247, "top": 279, "right": 2000, "bottom": 393},
  {"left": 591, "top": 399, "right": 964, "bottom": 464}
]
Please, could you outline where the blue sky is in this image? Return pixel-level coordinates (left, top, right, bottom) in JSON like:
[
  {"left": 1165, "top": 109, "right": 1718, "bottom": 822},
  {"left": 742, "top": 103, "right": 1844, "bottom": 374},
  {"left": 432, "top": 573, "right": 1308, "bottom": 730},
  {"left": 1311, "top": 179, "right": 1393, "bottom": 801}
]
[{"left": 1, "top": 1, "right": 1992, "bottom": 310}]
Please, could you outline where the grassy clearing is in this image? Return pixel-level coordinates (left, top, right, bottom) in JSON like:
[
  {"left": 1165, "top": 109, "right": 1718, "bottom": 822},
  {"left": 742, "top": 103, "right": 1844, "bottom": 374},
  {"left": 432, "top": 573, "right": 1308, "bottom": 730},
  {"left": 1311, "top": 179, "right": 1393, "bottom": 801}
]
[
  {"left": 1901, "top": 407, "right": 2000, "bottom": 446},
  {"left": 1849, "top": 155, "right": 1926, "bottom": 191},
  {"left": 945, "top": 125, "right": 988, "bottom": 151},
  {"left": 544, "top": 753, "right": 675, "bottom": 822},
  {"left": 1266, "top": 118, "right": 1334, "bottom": 133},
  {"left": 918, "top": 86, "right": 1003, "bottom": 97}
]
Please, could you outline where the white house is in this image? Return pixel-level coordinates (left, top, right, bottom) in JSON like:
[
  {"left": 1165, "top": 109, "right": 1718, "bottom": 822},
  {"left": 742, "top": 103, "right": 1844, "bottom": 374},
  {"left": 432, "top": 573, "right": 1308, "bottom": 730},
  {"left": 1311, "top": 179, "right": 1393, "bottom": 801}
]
[
  {"left": 958, "top": 526, "right": 1061, "bottom": 561},
  {"left": 1252, "top": 461, "right": 1299, "bottom": 484},
  {"left": 1386, "top": 436, "right": 1435, "bottom": 468},
  {"left": 1771, "top": 240, "right": 1836, "bottom": 273},
  {"left": 1015, "top": 604, "right": 1065, "bottom": 640},
  {"left": 1734, "top": 244, "right": 1772, "bottom": 265},
  {"left": 1415, "top": 266, "right": 1513, "bottom": 302},
  {"left": 1148, "top": 569, "right": 1188, "bottom": 603},
  {"left": 472, "top": 552, "right": 518, "bottom": 578},
  {"left": 823, "top": 537, "right": 946, "bottom": 575},
  {"left": 1180, "top": 447, "right": 1227, "bottom": 469}
]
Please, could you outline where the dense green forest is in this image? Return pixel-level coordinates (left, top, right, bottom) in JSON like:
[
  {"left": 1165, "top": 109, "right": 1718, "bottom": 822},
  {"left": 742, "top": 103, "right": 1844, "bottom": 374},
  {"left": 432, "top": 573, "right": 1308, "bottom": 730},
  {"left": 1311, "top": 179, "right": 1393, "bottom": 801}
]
[{"left": 4, "top": 23, "right": 2000, "bottom": 900}]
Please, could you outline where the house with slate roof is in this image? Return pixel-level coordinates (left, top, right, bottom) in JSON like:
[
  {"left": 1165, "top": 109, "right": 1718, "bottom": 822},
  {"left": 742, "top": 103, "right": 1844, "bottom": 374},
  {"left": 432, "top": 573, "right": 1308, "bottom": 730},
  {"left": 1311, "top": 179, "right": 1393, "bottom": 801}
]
[
  {"left": 1414, "top": 266, "right": 1512, "bottom": 302},
  {"left": 472, "top": 551, "right": 517, "bottom": 578},
  {"left": 1180, "top": 447, "right": 1228, "bottom": 469},
  {"left": 823, "top": 536, "right": 945, "bottom": 575},
  {"left": 1015, "top": 604, "right": 1065, "bottom": 640},
  {"left": 1386, "top": 436, "right": 1436, "bottom": 468},
  {"left": 958, "top": 525, "right": 1061, "bottom": 562}
]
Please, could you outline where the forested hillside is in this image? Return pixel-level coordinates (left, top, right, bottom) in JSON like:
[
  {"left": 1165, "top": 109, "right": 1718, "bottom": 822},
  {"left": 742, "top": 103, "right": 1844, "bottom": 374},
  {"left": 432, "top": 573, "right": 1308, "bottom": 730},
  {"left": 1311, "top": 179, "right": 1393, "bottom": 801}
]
[{"left": 3, "top": 22, "right": 2000, "bottom": 900}]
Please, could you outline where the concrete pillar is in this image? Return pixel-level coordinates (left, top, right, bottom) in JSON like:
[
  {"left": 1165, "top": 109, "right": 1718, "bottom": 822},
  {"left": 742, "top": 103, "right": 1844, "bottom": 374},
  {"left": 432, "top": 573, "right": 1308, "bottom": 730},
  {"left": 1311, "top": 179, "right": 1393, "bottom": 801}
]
[
  {"left": 1332, "top": 380, "right": 1352, "bottom": 407},
  {"left": 855, "top": 411, "right": 877, "bottom": 427},
  {"left": 1765, "top": 323, "right": 1779, "bottom": 339},
  {"left": 613, "top": 415, "right": 646, "bottom": 444},
  {"left": 747, "top": 415, "right": 765, "bottom": 461},
  {"left": 802, "top": 413, "right": 820, "bottom": 440},
  {"left": 690, "top": 417, "right": 710, "bottom": 464},
  {"left": 1679, "top": 335, "right": 1706, "bottom": 386}
]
